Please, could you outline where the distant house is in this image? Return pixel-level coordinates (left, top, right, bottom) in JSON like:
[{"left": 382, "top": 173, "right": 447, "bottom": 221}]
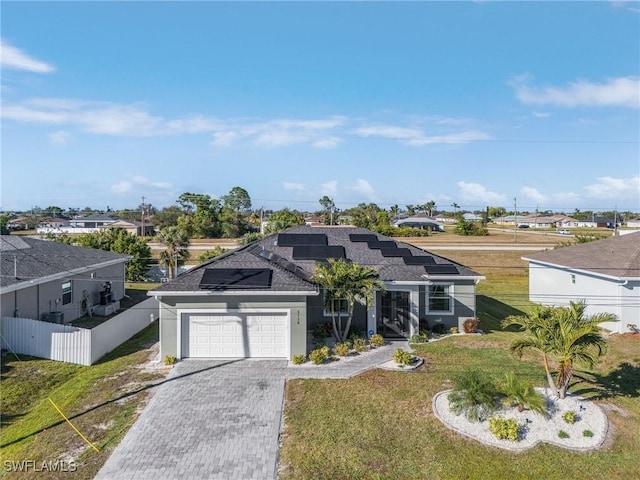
[
  {"left": 37, "top": 214, "right": 124, "bottom": 235},
  {"left": 0, "top": 235, "right": 130, "bottom": 323},
  {"left": 625, "top": 217, "right": 640, "bottom": 229},
  {"left": 70, "top": 213, "right": 118, "bottom": 229},
  {"left": 150, "top": 226, "right": 484, "bottom": 360},
  {"left": 523, "top": 232, "right": 640, "bottom": 333},
  {"left": 575, "top": 216, "right": 616, "bottom": 228},
  {"left": 507, "top": 214, "right": 577, "bottom": 229},
  {"left": 393, "top": 215, "right": 445, "bottom": 231},
  {"left": 100, "top": 219, "right": 154, "bottom": 237}
]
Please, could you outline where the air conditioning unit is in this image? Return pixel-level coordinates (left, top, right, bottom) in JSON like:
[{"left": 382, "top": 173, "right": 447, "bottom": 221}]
[{"left": 47, "top": 311, "right": 64, "bottom": 324}]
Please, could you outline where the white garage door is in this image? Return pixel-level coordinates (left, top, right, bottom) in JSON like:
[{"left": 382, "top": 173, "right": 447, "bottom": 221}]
[{"left": 183, "top": 312, "right": 288, "bottom": 358}]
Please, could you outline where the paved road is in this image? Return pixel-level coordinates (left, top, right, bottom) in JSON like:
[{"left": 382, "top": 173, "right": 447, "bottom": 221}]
[{"left": 95, "top": 359, "right": 287, "bottom": 480}]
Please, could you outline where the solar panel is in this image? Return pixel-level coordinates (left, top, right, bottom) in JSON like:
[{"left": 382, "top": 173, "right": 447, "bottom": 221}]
[
  {"left": 199, "top": 268, "right": 273, "bottom": 290},
  {"left": 403, "top": 256, "right": 436, "bottom": 265},
  {"left": 277, "top": 233, "right": 328, "bottom": 246},
  {"left": 349, "top": 234, "right": 378, "bottom": 243},
  {"left": 367, "top": 241, "right": 397, "bottom": 249},
  {"left": 380, "top": 248, "right": 413, "bottom": 257},
  {"left": 424, "top": 264, "right": 459, "bottom": 275},
  {"left": 292, "top": 245, "right": 346, "bottom": 260}
]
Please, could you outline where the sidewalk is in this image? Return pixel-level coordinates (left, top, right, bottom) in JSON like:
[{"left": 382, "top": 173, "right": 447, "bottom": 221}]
[{"left": 286, "top": 339, "right": 410, "bottom": 379}]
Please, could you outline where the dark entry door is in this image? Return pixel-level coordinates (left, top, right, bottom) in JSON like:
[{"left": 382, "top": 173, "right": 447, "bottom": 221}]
[{"left": 379, "top": 291, "right": 410, "bottom": 337}]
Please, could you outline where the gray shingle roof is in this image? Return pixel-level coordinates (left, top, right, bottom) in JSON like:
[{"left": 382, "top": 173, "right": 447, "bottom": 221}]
[
  {"left": 154, "top": 226, "right": 482, "bottom": 294},
  {"left": 523, "top": 232, "right": 640, "bottom": 279},
  {"left": 0, "top": 235, "right": 130, "bottom": 290}
]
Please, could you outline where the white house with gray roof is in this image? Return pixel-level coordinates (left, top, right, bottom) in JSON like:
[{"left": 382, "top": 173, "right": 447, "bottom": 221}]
[
  {"left": 150, "top": 226, "right": 484, "bottom": 360},
  {"left": 0, "top": 235, "right": 130, "bottom": 323},
  {"left": 523, "top": 232, "right": 640, "bottom": 333}
]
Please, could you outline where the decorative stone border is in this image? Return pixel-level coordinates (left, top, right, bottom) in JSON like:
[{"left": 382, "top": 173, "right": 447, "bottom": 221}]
[{"left": 378, "top": 356, "right": 424, "bottom": 371}]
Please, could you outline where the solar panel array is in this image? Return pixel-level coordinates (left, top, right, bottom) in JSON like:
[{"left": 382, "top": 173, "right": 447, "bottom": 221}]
[
  {"left": 366, "top": 240, "right": 397, "bottom": 249},
  {"left": 403, "top": 256, "right": 436, "bottom": 265},
  {"left": 257, "top": 249, "right": 312, "bottom": 281},
  {"left": 380, "top": 248, "right": 413, "bottom": 257},
  {"left": 349, "top": 233, "right": 378, "bottom": 243},
  {"left": 292, "top": 245, "right": 346, "bottom": 260},
  {"left": 423, "top": 264, "right": 459, "bottom": 275},
  {"left": 277, "top": 233, "right": 328, "bottom": 246},
  {"left": 199, "top": 268, "right": 273, "bottom": 290}
]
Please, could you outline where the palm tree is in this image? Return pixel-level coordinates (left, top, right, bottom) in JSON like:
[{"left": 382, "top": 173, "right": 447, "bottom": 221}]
[
  {"left": 426, "top": 201, "right": 437, "bottom": 217},
  {"left": 503, "top": 300, "right": 615, "bottom": 399},
  {"left": 451, "top": 202, "right": 460, "bottom": 215},
  {"left": 312, "top": 258, "right": 385, "bottom": 342},
  {"left": 499, "top": 372, "right": 547, "bottom": 416},
  {"left": 156, "top": 226, "right": 190, "bottom": 279}
]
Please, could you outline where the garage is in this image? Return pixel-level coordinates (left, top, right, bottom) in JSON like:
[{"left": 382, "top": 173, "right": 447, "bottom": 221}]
[{"left": 181, "top": 312, "right": 289, "bottom": 358}]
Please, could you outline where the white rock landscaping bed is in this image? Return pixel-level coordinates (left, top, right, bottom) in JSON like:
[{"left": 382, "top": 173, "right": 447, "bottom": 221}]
[
  {"left": 378, "top": 356, "right": 424, "bottom": 371},
  {"left": 432, "top": 388, "right": 609, "bottom": 451}
]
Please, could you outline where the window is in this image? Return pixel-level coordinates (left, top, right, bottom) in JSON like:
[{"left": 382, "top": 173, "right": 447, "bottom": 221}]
[
  {"left": 570, "top": 274, "right": 576, "bottom": 284},
  {"left": 428, "top": 284, "right": 453, "bottom": 314},
  {"left": 323, "top": 296, "right": 349, "bottom": 317},
  {"left": 62, "top": 281, "right": 72, "bottom": 305}
]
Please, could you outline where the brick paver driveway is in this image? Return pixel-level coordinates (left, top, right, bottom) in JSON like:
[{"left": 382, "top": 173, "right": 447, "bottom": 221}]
[{"left": 95, "top": 359, "right": 287, "bottom": 480}]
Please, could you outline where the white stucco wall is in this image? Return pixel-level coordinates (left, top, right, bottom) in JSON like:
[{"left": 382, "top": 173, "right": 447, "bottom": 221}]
[{"left": 529, "top": 262, "right": 639, "bottom": 333}]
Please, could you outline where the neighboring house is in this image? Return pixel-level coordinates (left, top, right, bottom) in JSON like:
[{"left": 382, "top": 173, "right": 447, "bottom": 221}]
[
  {"left": 150, "top": 226, "right": 484, "bottom": 360},
  {"left": 393, "top": 215, "right": 445, "bottom": 231},
  {"left": 462, "top": 213, "right": 483, "bottom": 222},
  {"left": 575, "top": 216, "right": 616, "bottom": 228},
  {"left": 625, "top": 217, "right": 640, "bottom": 229},
  {"left": 515, "top": 214, "right": 578, "bottom": 229},
  {"left": 100, "top": 219, "right": 155, "bottom": 237},
  {"left": 0, "top": 235, "right": 130, "bottom": 323},
  {"left": 37, "top": 213, "right": 121, "bottom": 234},
  {"left": 523, "top": 232, "right": 640, "bottom": 333}
]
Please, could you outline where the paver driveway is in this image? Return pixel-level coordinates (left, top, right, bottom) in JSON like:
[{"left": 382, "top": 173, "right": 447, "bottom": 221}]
[{"left": 95, "top": 359, "right": 287, "bottom": 480}]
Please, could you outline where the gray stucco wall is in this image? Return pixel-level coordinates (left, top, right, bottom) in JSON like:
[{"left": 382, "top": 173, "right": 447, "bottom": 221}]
[
  {"left": 422, "top": 280, "right": 477, "bottom": 331},
  {"left": 307, "top": 291, "right": 368, "bottom": 336},
  {"left": 1, "top": 262, "right": 126, "bottom": 323},
  {"left": 157, "top": 294, "right": 310, "bottom": 360}
]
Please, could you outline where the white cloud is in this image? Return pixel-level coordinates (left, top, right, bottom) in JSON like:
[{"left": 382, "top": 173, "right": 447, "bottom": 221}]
[
  {"left": 350, "top": 179, "right": 375, "bottom": 200},
  {"left": 353, "top": 124, "right": 490, "bottom": 146},
  {"left": 49, "top": 130, "right": 70, "bottom": 146},
  {"left": 584, "top": 176, "right": 640, "bottom": 199},
  {"left": 111, "top": 175, "right": 172, "bottom": 194},
  {"left": 0, "top": 39, "right": 55, "bottom": 73},
  {"left": 510, "top": 75, "right": 640, "bottom": 108},
  {"left": 321, "top": 180, "right": 338, "bottom": 196},
  {"left": 457, "top": 181, "right": 507, "bottom": 205},
  {"left": 283, "top": 182, "right": 305, "bottom": 191},
  {"left": 520, "top": 186, "right": 547, "bottom": 204},
  {"left": 531, "top": 111, "right": 550, "bottom": 118}
]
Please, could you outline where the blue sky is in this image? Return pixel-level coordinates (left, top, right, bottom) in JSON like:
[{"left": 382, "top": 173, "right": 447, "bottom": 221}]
[{"left": 1, "top": 1, "right": 639, "bottom": 213}]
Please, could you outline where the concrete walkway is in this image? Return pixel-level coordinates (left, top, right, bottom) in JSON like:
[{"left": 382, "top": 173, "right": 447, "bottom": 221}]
[{"left": 95, "top": 359, "right": 287, "bottom": 480}]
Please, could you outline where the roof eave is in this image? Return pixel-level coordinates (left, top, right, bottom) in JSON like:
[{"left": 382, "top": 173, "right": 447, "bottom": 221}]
[
  {"left": 149, "top": 289, "right": 320, "bottom": 297},
  {"left": 525, "top": 259, "right": 638, "bottom": 282}
]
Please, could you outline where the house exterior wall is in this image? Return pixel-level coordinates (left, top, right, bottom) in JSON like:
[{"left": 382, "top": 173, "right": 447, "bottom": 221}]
[
  {"left": 306, "top": 291, "right": 368, "bottom": 335},
  {"left": 529, "top": 262, "right": 638, "bottom": 333},
  {"left": 157, "top": 295, "right": 310, "bottom": 360},
  {"left": 422, "top": 280, "right": 477, "bottom": 331},
  {"left": 0, "top": 262, "right": 126, "bottom": 323}
]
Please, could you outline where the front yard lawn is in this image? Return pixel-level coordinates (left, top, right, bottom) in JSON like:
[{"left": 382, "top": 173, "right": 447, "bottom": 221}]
[{"left": 0, "top": 322, "right": 168, "bottom": 479}]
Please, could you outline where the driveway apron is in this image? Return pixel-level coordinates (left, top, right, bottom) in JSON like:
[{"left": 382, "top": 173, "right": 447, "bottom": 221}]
[{"left": 95, "top": 359, "right": 287, "bottom": 480}]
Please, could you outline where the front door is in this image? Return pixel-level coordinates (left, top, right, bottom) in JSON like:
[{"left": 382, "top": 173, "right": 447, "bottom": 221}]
[{"left": 378, "top": 291, "right": 410, "bottom": 337}]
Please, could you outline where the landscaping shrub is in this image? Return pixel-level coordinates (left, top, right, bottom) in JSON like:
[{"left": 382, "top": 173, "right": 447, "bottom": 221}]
[
  {"left": 450, "top": 327, "right": 459, "bottom": 334},
  {"left": 563, "top": 411, "right": 577, "bottom": 424},
  {"left": 583, "top": 430, "right": 594, "bottom": 438},
  {"left": 369, "top": 334, "right": 384, "bottom": 348},
  {"left": 410, "top": 332, "right": 429, "bottom": 344},
  {"left": 393, "top": 349, "right": 413, "bottom": 366},
  {"left": 312, "top": 323, "right": 332, "bottom": 341},
  {"left": 448, "top": 369, "right": 499, "bottom": 422},
  {"left": 292, "top": 354, "right": 306, "bottom": 365},
  {"left": 164, "top": 355, "right": 176, "bottom": 366},
  {"left": 488, "top": 416, "right": 520, "bottom": 441},
  {"left": 558, "top": 430, "right": 570, "bottom": 439},
  {"left": 463, "top": 318, "right": 480, "bottom": 334},
  {"left": 333, "top": 342, "right": 351, "bottom": 357},
  {"left": 498, "top": 372, "right": 547, "bottom": 416},
  {"left": 432, "top": 323, "right": 447, "bottom": 335},
  {"left": 352, "top": 337, "right": 367, "bottom": 353},
  {"left": 309, "top": 346, "right": 330, "bottom": 365}
]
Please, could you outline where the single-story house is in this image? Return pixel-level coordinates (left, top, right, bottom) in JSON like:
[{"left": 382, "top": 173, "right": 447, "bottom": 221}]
[
  {"left": 523, "top": 232, "right": 640, "bottom": 333},
  {"left": 393, "top": 215, "right": 445, "bottom": 231},
  {"left": 151, "top": 226, "right": 484, "bottom": 360},
  {"left": 625, "top": 217, "right": 640, "bottom": 229},
  {"left": 100, "top": 219, "right": 155, "bottom": 237},
  {"left": 575, "top": 216, "right": 616, "bottom": 228},
  {"left": 515, "top": 214, "right": 578, "bottom": 229},
  {"left": 0, "top": 235, "right": 130, "bottom": 323}
]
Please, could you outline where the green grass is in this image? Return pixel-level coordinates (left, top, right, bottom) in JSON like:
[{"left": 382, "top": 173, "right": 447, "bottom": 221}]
[
  {"left": 0, "top": 322, "right": 166, "bottom": 479},
  {"left": 279, "top": 255, "right": 640, "bottom": 480}
]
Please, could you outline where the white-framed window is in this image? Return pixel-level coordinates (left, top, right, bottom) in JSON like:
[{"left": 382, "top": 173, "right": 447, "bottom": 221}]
[
  {"left": 62, "top": 281, "right": 72, "bottom": 305},
  {"left": 427, "top": 283, "right": 454, "bottom": 314},
  {"left": 323, "top": 295, "right": 350, "bottom": 317},
  {"left": 570, "top": 274, "right": 576, "bottom": 284}
]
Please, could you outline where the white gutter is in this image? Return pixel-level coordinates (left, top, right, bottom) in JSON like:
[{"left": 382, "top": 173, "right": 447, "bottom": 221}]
[
  {"left": 524, "top": 259, "right": 639, "bottom": 282},
  {"left": 148, "top": 289, "right": 319, "bottom": 297},
  {"left": 0, "top": 257, "right": 131, "bottom": 295}
]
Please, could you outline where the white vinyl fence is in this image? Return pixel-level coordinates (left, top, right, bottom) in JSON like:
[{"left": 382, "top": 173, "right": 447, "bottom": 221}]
[{"left": 1, "top": 298, "right": 158, "bottom": 366}]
